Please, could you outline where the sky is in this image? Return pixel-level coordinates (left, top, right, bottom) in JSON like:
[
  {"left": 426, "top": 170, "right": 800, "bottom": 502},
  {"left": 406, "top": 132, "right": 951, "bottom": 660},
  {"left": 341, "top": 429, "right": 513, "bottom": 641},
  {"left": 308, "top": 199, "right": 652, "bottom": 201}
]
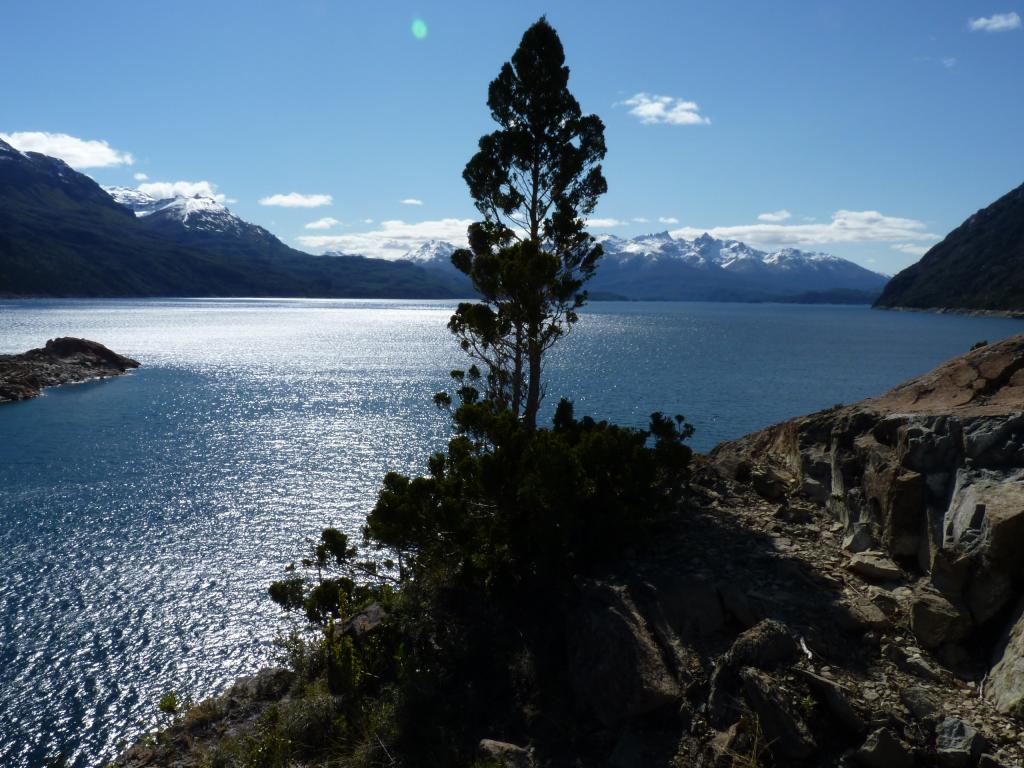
[{"left": 2, "top": 0, "right": 1022, "bottom": 275}]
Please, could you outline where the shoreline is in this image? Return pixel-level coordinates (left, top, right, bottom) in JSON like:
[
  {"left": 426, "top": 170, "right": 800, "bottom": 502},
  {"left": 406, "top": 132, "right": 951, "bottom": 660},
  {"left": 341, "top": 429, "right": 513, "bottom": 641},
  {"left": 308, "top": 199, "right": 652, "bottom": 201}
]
[{"left": 875, "top": 304, "right": 1024, "bottom": 320}]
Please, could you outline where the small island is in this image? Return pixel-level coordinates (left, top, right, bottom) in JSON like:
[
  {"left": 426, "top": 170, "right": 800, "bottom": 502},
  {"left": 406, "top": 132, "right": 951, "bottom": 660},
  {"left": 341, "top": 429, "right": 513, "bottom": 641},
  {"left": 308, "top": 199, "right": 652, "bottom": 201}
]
[{"left": 0, "top": 337, "right": 140, "bottom": 403}]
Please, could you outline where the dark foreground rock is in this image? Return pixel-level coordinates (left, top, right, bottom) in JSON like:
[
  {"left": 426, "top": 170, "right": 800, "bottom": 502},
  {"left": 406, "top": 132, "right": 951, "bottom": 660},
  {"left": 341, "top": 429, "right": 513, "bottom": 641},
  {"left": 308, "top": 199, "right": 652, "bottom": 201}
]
[{"left": 0, "top": 337, "right": 139, "bottom": 402}]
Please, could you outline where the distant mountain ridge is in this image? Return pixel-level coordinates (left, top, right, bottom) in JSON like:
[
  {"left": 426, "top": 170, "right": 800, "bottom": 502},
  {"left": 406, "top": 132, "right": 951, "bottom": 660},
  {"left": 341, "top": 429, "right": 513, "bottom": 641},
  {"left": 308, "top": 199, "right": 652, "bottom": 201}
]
[
  {"left": 875, "top": 181, "right": 1024, "bottom": 312},
  {"left": 0, "top": 138, "right": 467, "bottom": 298},
  {"left": 1, "top": 137, "right": 887, "bottom": 303},
  {"left": 384, "top": 231, "right": 888, "bottom": 303}
]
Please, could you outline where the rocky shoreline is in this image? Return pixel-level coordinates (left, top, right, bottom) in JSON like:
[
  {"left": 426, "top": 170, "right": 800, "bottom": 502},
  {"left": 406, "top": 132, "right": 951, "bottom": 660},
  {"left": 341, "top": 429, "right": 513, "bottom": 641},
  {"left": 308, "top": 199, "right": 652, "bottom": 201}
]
[
  {"left": 0, "top": 337, "right": 140, "bottom": 403},
  {"left": 113, "top": 336, "right": 1024, "bottom": 767},
  {"left": 877, "top": 306, "right": 1024, "bottom": 320}
]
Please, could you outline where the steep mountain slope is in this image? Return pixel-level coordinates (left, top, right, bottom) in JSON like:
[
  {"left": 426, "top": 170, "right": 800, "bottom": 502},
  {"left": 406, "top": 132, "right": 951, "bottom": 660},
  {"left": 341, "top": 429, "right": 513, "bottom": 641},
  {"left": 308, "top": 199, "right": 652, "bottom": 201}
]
[
  {"left": 875, "top": 182, "right": 1024, "bottom": 312},
  {"left": 386, "top": 231, "right": 888, "bottom": 302},
  {"left": 0, "top": 141, "right": 467, "bottom": 298}
]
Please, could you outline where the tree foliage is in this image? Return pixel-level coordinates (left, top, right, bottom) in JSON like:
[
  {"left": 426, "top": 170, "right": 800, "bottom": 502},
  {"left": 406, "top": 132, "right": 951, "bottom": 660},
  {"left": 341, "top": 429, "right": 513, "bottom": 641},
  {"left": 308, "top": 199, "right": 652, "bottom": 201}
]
[
  {"left": 449, "top": 17, "right": 608, "bottom": 429},
  {"left": 262, "top": 17, "right": 697, "bottom": 767}
]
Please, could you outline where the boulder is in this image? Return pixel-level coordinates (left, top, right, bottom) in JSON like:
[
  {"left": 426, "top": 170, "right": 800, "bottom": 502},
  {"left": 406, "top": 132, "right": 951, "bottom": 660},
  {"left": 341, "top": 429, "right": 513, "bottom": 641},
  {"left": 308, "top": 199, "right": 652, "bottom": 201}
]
[
  {"left": 900, "top": 685, "right": 940, "bottom": 720},
  {"left": 739, "top": 668, "right": 816, "bottom": 761},
  {"left": 751, "top": 464, "right": 795, "bottom": 501},
  {"left": 798, "top": 669, "right": 865, "bottom": 735},
  {"left": 846, "top": 552, "right": 903, "bottom": 582},
  {"left": 910, "top": 589, "right": 972, "bottom": 650},
  {"left": 986, "top": 601, "right": 1024, "bottom": 716},
  {"left": 942, "top": 469, "right": 1024, "bottom": 623},
  {"left": 708, "top": 620, "right": 798, "bottom": 727},
  {"left": 843, "top": 522, "right": 876, "bottom": 553},
  {"left": 935, "top": 717, "right": 986, "bottom": 768},
  {"left": 568, "top": 582, "right": 680, "bottom": 727}
]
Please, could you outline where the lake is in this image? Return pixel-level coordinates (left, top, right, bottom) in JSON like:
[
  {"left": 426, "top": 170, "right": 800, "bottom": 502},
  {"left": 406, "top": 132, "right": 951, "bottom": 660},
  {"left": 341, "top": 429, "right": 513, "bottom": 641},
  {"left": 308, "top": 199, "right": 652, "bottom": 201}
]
[{"left": 2, "top": 298, "right": 1022, "bottom": 767}]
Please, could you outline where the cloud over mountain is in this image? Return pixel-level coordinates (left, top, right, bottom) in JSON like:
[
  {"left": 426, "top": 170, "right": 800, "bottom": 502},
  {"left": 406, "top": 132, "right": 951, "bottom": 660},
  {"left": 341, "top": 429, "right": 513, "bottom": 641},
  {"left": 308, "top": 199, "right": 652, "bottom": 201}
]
[{"left": 0, "top": 131, "right": 134, "bottom": 169}]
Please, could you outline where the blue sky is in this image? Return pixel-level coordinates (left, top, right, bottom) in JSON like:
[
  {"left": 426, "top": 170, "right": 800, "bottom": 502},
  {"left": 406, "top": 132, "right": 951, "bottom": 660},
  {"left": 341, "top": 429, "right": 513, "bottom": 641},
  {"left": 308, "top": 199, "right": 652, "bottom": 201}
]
[{"left": 2, "top": 0, "right": 1022, "bottom": 274}]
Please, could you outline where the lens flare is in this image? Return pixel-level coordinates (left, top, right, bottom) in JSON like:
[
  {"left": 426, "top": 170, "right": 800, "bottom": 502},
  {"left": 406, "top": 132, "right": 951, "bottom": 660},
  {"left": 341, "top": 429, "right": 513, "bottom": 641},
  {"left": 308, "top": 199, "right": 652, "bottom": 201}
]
[{"left": 411, "top": 18, "right": 428, "bottom": 39}]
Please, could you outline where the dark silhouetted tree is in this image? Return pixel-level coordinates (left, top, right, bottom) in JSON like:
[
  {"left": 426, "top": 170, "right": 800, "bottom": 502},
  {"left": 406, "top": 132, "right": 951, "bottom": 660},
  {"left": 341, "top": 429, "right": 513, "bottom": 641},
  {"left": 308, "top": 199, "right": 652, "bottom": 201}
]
[{"left": 449, "top": 17, "right": 607, "bottom": 429}]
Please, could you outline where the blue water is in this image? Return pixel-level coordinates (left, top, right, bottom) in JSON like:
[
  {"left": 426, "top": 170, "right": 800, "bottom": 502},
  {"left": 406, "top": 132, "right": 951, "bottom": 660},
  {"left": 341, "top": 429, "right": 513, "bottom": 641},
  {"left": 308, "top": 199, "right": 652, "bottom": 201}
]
[{"left": 1, "top": 298, "right": 1022, "bottom": 767}]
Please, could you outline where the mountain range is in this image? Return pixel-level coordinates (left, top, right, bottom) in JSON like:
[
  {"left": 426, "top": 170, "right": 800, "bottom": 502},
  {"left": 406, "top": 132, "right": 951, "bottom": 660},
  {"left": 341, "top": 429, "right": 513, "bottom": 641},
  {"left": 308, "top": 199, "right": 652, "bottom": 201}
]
[
  {"left": 1, "top": 138, "right": 891, "bottom": 302},
  {"left": 393, "top": 233, "right": 889, "bottom": 303},
  {"left": 0, "top": 138, "right": 466, "bottom": 298},
  {"left": 875, "top": 181, "right": 1024, "bottom": 312}
]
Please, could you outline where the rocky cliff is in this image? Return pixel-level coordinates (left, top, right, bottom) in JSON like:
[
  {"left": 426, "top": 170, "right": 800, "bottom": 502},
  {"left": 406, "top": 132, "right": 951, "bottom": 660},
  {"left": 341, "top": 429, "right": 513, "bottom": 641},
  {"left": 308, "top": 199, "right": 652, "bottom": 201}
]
[
  {"left": 712, "top": 334, "right": 1024, "bottom": 746},
  {"left": 0, "top": 337, "right": 140, "bottom": 402}
]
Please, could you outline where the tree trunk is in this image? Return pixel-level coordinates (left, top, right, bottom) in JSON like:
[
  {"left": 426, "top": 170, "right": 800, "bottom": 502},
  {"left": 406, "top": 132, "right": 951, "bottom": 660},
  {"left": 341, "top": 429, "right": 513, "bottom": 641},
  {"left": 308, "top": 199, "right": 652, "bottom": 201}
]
[
  {"left": 512, "top": 322, "right": 524, "bottom": 418},
  {"left": 523, "top": 328, "right": 542, "bottom": 431}
]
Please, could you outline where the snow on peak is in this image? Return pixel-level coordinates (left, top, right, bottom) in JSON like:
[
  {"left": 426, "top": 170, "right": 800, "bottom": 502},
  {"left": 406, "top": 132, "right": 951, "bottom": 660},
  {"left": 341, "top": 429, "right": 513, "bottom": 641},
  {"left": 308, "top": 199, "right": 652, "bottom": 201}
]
[
  {"left": 105, "top": 186, "right": 159, "bottom": 214},
  {"left": 105, "top": 185, "right": 241, "bottom": 232},
  {"left": 404, "top": 239, "right": 457, "bottom": 264}
]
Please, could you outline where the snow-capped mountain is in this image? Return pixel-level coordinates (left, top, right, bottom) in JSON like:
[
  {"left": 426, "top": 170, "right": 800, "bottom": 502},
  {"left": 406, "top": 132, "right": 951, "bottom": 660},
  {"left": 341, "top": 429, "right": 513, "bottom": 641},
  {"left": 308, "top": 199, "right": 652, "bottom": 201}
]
[
  {"left": 404, "top": 239, "right": 458, "bottom": 265},
  {"left": 382, "top": 231, "right": 888, "bottom": 302},
  {"left": 105, "top": 186, "right": 258, "bottom": 238}
]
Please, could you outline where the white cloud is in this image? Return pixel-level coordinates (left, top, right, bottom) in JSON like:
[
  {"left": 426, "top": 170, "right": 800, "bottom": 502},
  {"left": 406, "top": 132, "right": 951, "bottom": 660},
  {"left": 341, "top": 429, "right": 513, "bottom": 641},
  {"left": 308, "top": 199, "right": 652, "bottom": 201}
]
[
  {"left": 942, "top": 57, "right": 958, "bottom": 69},
  {"left": 968, "top": 12, "right": 1021, "bottom": 31},
  {"left": 400, "top": 198, "right": 424, "bottom": 206},
  {"left": 298, "top": 218, "right": 473, "bottom": 260},
  {"left": 669, "top": 210, "right": 938, "bottom": 247},
  {"left": 363, "top": 218, "right": 374, "bottom": 224},
  {"left": 305, "top": 217, "right": 342, "bottom": 230},
  {"left": 658, "top": 216, "right": 680, "bottom": 225},
  {"left": 757, "top": 209, "right": 792, "bottom": 222},
  {"left": 0, "top": 131, "right": 134, "bottom": 168},
  {"left": 618, "top": 93, "right": 711, "bottom": 126},
  {"left": 133, "top": 172, "right": 149, "bottom": 181},
  {"left": 138, "top": 180, "right": 226, "bottom": 202},
  {"left": 259, "top": 192, "right": 333, "bottom": 208},
  {"left": 891, "top": 242, "right": 932, "bottom": 256},
  {"left": 632, "top": 217, "right": 650, "bottom": 223},
  {"left": 586, "top": 217, "right": 628, "bottom": 227}
]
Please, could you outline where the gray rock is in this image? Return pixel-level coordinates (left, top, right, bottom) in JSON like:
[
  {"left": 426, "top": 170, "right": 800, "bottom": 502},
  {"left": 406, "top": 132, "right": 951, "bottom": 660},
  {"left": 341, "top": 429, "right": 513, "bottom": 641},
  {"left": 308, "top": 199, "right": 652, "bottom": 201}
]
[
  {"left": 739, "top": 668, "right": 816, "bottom": 761},
  {"left": 986, "top": 601, "right": 1024, "bottom": 716},
  {"left": 799, "top": 670, "right": 865, "bottom": 735},
  {"left": 843, "top": 522, "right": 876, "bottom": 553},
  {"left": 847, "top": 551, "right": 903, "bottom": 582},
  {"left": 478, "top": 739, "right": 533, "bottom": 768},
  {"left": 978, "top": 754, "right": 1011, "bottom": 768},
  {"left": 900, "top": 685, "right": 940, "bottom": 720},
  {"left": 751, "top": 464, "right": 795, "bottom": 501},
  {"left": 568, "top": 582, "right": 680, "bottom": 727},
  {"left": 843, "top": 597, "right": 891, "bottom": 632},
  {"left": 935, "top": 716, "right": 985, "bottom": 768},
  {"left": 910, "top": 589, "right": 972, "bottom": 650},
  {"left": 855, "top": 727, "right": 915, "bottom": 768},
  {"left": 900, "top": 654, "right": 946, "bottom": 683},
  {"left": 708, "top": 620, "right": 798, "bottom": 727},
  {"left": 942, "top": 469, "right": 1024, "bottom": 623}
]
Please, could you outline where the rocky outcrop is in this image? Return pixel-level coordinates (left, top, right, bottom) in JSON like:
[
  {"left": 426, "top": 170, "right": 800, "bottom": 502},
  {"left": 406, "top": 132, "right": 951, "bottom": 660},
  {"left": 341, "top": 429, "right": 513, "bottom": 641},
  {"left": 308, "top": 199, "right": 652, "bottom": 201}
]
[
  {"left": 712, "top": 333, "right": 1024, "bottom": 725},
  {"left": 114, "top": 668, "right": 294, "bottom": 768},
  {"left": 0, "top": 337, "right": 139, "bottom": 402}
]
